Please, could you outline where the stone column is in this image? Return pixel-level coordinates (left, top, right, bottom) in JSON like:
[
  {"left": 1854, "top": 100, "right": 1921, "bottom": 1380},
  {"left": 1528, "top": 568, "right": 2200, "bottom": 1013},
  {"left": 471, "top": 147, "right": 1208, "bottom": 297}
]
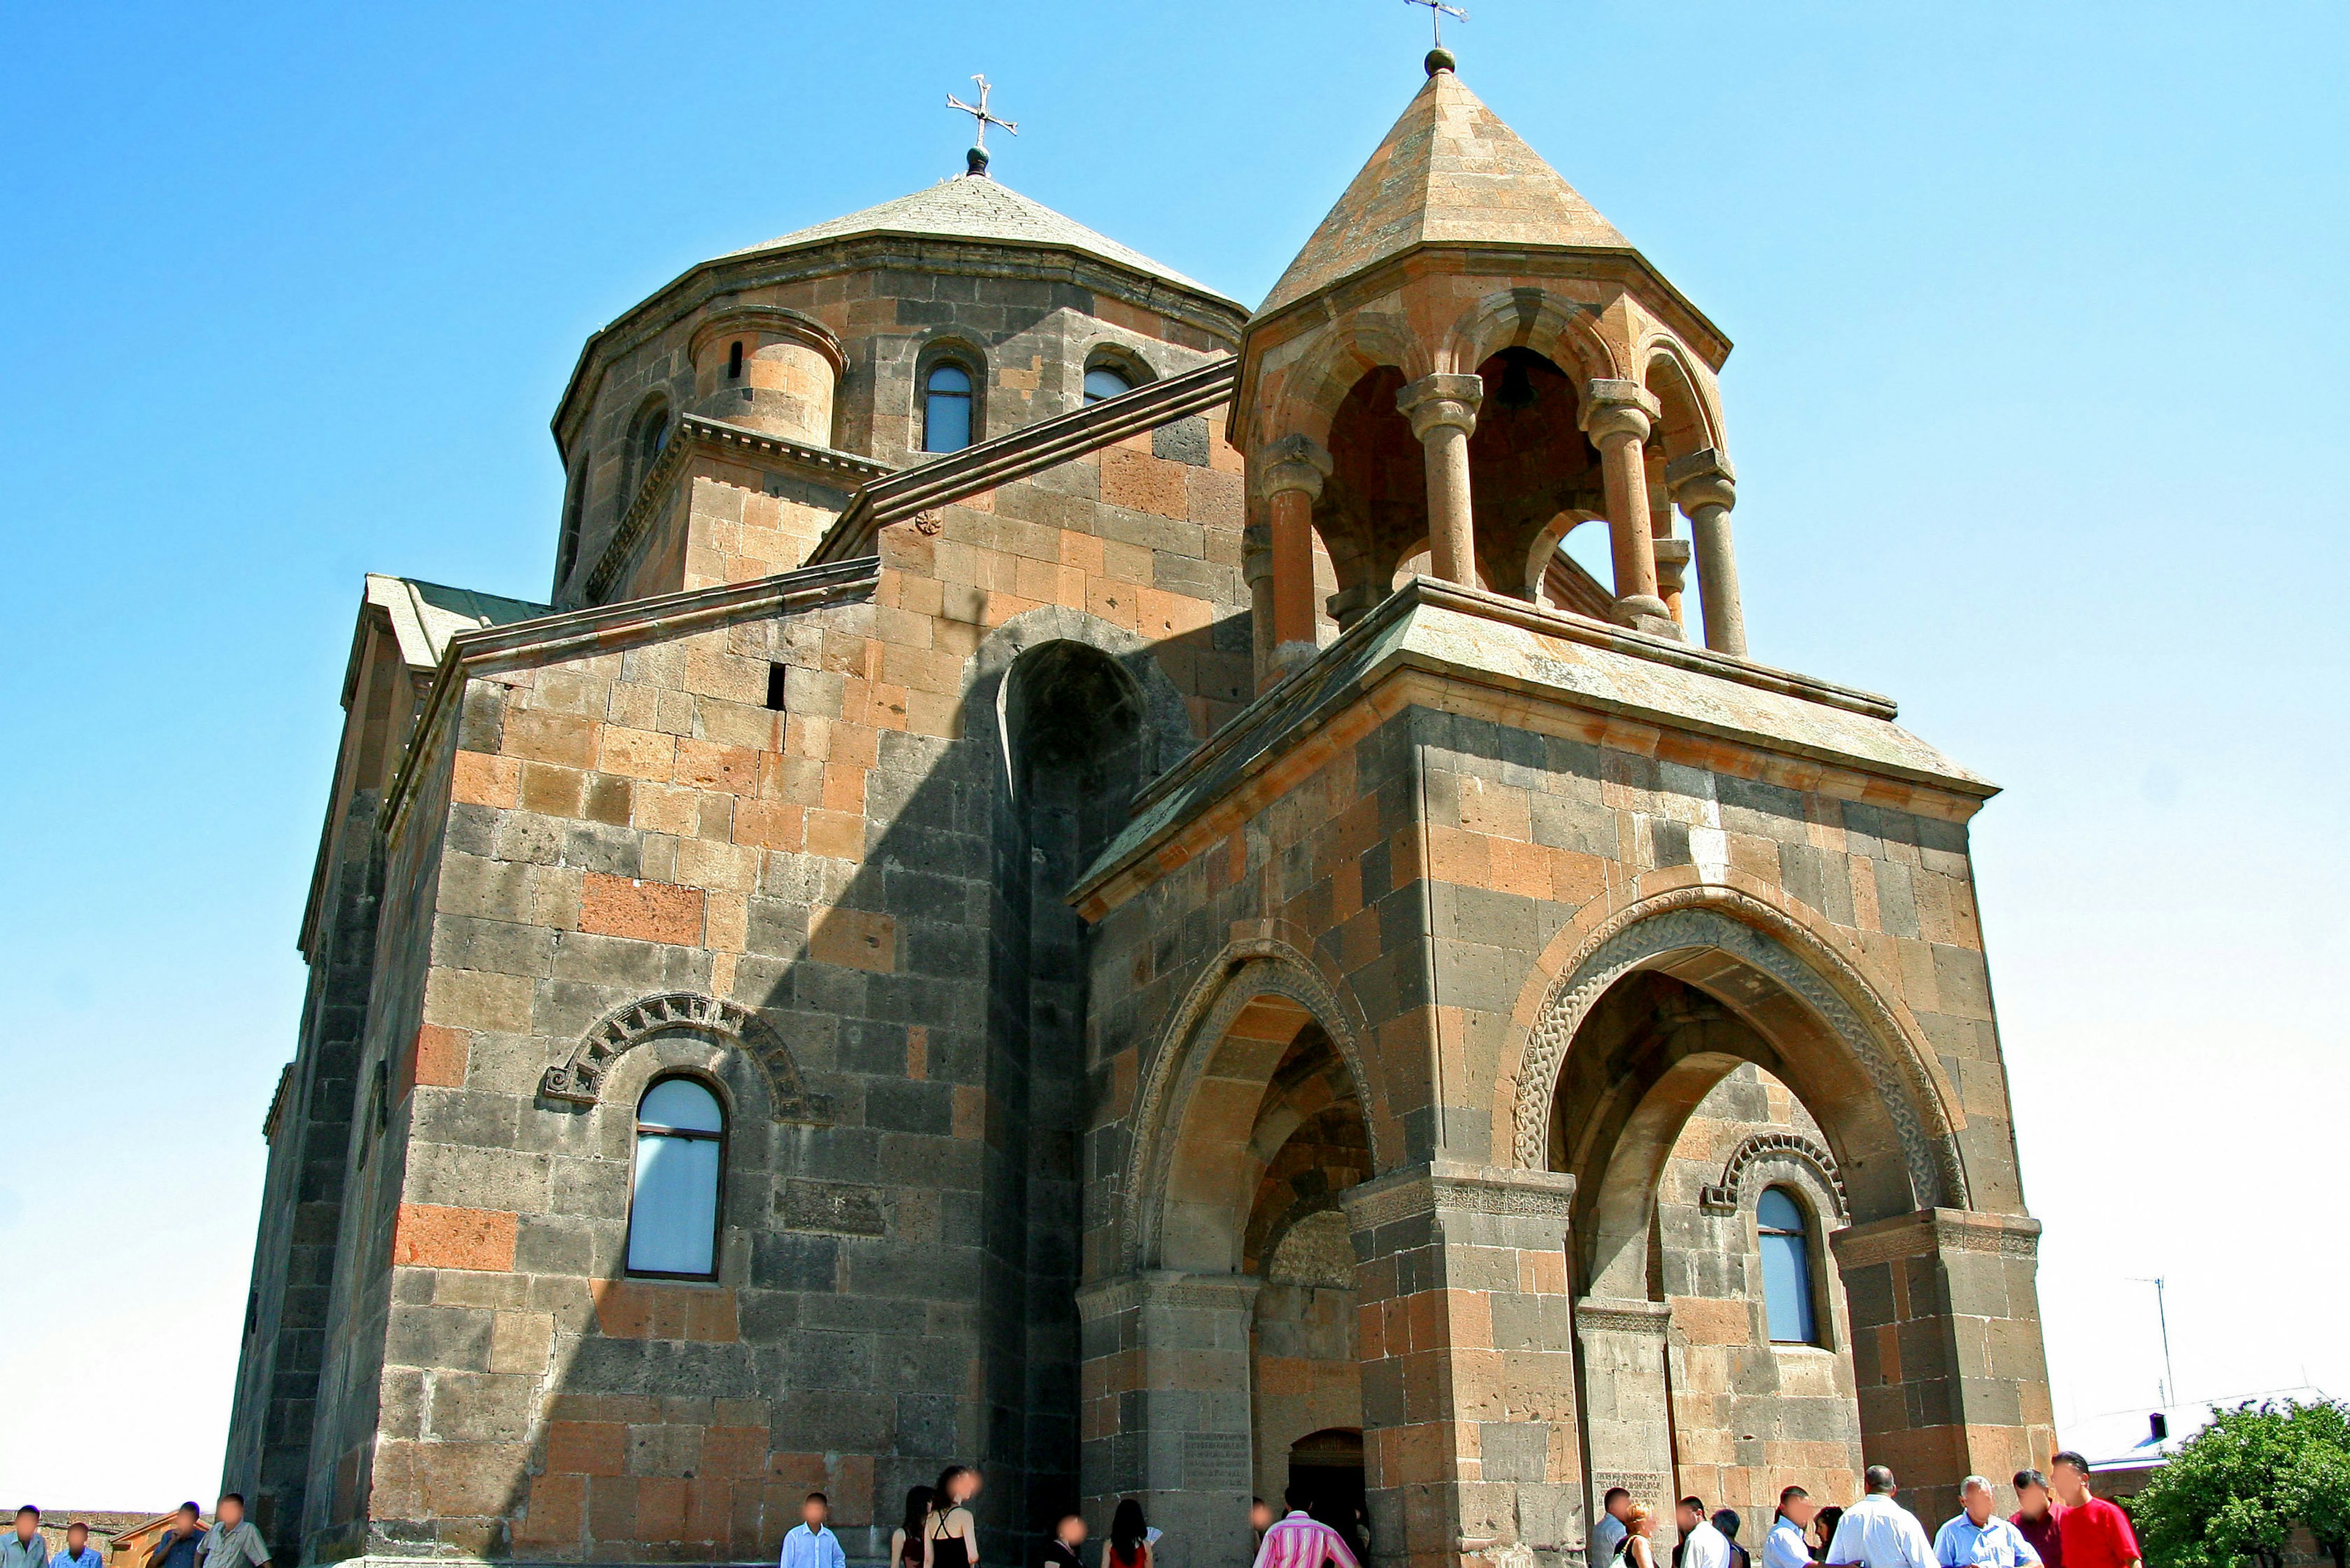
[
  {"left": 1341, "top": 1162, "right": 1582, "bottom": 1568},
  {"left": 1665, "top": 449, "right": 1747, "bottom": 658},
  {"left": 1652, "top": 539, "right": 1692, "bottom": 629},
  {"left": 1258, "top": 436, "right": 1335, "bottom": 690},
  {"left": 1827, "top": 1209, "right": 2054, "bottom": 1528},
  {"left": 1578, "top": 381, "right": 1677, "bottom": 637},
  {"left": 1242, "top": 522, "right": 1276, "bottom": 693},
  {"left": 1395, "top": 374, "right": 1485, "bottom": 590},
  {"left": 1076, "top": 1272, "right": 1262, "bottom": 1568},
  {"left": 1572, "top": 1299, "right": 1677, "bottom": 1544}
]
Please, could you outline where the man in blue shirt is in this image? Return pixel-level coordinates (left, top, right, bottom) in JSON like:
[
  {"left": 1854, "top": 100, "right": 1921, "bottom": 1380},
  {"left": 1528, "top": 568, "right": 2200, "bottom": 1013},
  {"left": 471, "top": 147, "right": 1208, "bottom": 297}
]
[
  {"left": 777, "top": 1494, "right": 846, "bottom": 1568},
  {"left": 54, "top": 1524, "right": 104, "bottom": 1568},
  {"left": 3, "top": 1507, "right": 48, "bottom": 1568},
  {"left": 1767, "top": 1488, "right": 1818, "bottom": 1568},
  {"left": 1934, "top": 1478, "right": 2042, "bottom": 1568},
  {"left": 148, "top": 1507, "right": 204, "bottom": 1568}
]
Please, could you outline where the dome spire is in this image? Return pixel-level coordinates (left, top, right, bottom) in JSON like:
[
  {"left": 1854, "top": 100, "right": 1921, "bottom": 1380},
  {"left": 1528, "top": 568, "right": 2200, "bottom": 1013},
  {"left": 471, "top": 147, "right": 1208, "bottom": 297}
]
[
  {"left": 946, "top": 73, "right": 1018, "bottom": 178},
  {"left": 1403, "top": 0, "right": 1466, "bottom": 75}
]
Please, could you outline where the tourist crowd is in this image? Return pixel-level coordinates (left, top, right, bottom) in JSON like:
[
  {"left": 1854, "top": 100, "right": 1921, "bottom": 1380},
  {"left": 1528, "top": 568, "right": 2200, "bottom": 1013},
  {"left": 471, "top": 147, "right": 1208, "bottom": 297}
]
[
  {"left": 1590, "top": 1451, "right": 2135, "bottom": 1568},
  {"left": 5, "top": 1499, "right": 269, "bottom": 1568},
  {"left": 10, "top": 1449, "right": 2132, "bottom": 1568}
]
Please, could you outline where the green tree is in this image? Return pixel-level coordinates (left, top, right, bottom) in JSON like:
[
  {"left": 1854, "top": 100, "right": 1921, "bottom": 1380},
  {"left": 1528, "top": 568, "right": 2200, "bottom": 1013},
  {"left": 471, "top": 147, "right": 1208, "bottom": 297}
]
[
  {"left": 2289, "top": 1402, "right": 2350, "bottom": 1568},
  {"left": 2136, "top": 1402, "right": 2301, "bottom": 1568}
]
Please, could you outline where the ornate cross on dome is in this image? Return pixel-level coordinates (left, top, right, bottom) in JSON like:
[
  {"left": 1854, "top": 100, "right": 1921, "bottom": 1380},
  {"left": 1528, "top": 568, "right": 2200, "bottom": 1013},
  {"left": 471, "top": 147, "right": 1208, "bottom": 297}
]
[
  {"left": 1404, "top": 0, "right": 1467, "bottom": 48},
  {"left": 947, "top": 74, "right": 1018, "bottom": 176}
]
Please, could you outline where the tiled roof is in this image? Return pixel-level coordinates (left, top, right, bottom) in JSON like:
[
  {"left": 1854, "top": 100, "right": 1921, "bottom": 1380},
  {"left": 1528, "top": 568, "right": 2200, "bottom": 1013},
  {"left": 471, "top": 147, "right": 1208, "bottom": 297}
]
[
  {"left": 1259, "top": 71, "right": 1632, "bottom": 317},
  {"left": 366, "top": 574, "right": 550, "bottom": 670},
  {"left": 731, "top": 174, "right": 1233, "bottom": 302}
]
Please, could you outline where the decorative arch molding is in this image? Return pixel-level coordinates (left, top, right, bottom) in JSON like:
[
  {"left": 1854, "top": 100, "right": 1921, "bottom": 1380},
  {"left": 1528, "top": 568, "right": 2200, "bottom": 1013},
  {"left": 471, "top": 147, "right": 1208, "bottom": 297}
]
[
  {"left": 1255, "top": 308, "right": 1425, "bottom": 452},
  {"left": 540, "top": 992, "right": 829, "bottom": 1123},
  {"left": 1509, "top": 886, "right": 1968, "bottom": 1212},
  {"left": 1118, "top": 935, "right": 1386, "bottom": 1273},
  {"left": 1635, "top": 334, "right": 1726, "bottom": 454},
  {"left": 1441, "top": 285, "right": 1622, "bottom": 384},
  {"left": 1699, "top": 1131, "right": 1849, "bottom": 1222},
  {"left": 968, "top": 603, "right": 1199, "bottom": 786}
]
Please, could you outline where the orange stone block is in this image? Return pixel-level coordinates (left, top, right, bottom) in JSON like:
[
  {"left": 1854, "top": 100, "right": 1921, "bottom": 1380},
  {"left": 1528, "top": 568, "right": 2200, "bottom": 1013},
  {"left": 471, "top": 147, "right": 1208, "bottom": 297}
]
[
  {"left": 1100, "top": 448, "right": 1188, "bottom": 518},
  {"left": 451, "top": 750, "right": 520, "bottom": 808},
  {"left": 406, "top": 1023, "right": 468, "bottom": 1091},
  {"left": 809, "top": 907, "right": 897, "bottom": 973},
  {"left": 578, "top": 872, "right": 705, "bottom": 947},
  {"left": 391, "top": 1203, "right": 516, "bottom": 1272}
]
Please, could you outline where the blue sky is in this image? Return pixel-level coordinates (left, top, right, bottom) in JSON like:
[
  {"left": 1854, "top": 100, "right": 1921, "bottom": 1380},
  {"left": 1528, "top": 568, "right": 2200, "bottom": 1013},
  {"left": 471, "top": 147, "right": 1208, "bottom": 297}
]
[{"left": 3, "top": 0, "right": 2344, "bottom": 1509}]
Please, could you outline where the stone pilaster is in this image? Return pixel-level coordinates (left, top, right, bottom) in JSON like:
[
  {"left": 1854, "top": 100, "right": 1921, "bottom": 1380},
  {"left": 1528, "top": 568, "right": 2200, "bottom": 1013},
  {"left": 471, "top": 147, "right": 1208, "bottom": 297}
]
[
  {"left": 1572, "top": 1298, "right": 1677, "bottom": 1539},
  {"left": 1827, "top": 1209, "right": 2054, "bottom": 1526},
  {"left": 1077, "top": 1272, "right": 1263, "bottom": 1568},
  {"left": 1341, "top": 1162, "right": 1581, "bottom": 1568},
  {"left": 1397, "top": 375, "right": 1484, "bottom": 591}
]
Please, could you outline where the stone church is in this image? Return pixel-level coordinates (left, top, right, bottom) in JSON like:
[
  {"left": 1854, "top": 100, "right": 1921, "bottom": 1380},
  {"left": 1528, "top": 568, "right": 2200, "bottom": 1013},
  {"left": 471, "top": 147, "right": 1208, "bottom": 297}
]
[{"left": 225, "top": 50, "right": 2054, "bottom": 1568}]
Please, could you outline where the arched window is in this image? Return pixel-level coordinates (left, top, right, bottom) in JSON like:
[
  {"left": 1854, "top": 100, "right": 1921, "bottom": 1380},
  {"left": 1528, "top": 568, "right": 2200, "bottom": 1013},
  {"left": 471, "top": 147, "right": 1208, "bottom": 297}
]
[
  {"left": 923, "top": 361, "right": 975, "bottom": 452},
  {"left": 1758, "top": 1185, "right": 1817, "bottom": 1345},
  {"left": 626, "top": 1076, "right": 725, "bottom": 1279},
  {"left": 627, "top": 398, "right": 671, "bottom": 501},
  {"left": 1083, "top": 364, "right": 1133, "bottom": 405}
]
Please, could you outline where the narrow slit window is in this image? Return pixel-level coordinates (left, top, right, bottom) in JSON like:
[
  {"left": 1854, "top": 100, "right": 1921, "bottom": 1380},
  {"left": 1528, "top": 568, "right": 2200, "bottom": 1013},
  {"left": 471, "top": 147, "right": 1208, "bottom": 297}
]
[
  {"left": 728, "top": 340, "right": 744, "bottom": 381},
  {"left": 766, "top": 662, "right": 789, "bottom": 711},
  {"left": 1758, "top": 1186, "right": 1818, "bottom": 1345},
  {"left": 924, "top": 362, "right": 974, "bottom": 452},
  {"left": 627, "top": 1077, "right": 725, "bottom": 1279}
]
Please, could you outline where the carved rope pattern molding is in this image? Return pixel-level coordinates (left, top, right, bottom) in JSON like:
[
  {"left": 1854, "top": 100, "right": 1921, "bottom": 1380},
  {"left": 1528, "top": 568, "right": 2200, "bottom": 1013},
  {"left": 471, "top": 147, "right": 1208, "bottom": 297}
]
[
  {"left": 1509, "top": 889, "right": 1968, "bottom": 1212},
  {"left": 1831, "top": 1212, "right": 2041, "bottom": 1270},
  {"left": 540, "top": 991, "right": 830, "bottom": 1123},
  {"left": 1338, "top": 1164, "right": 1580, "bottom": 1231},
  {"left": 1699, "top": 1131, "right": 1850, "bottom": 1222}
]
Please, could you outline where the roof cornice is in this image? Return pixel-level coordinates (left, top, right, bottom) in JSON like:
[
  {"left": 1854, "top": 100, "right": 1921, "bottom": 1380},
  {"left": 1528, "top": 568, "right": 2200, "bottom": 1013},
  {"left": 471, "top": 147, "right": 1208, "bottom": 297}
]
[
  {"left": 578, "top": 414, "right": 893, "bottom": 607},
  {"left": 553, "top": 231, "right": 1249, "bottom": 452}
]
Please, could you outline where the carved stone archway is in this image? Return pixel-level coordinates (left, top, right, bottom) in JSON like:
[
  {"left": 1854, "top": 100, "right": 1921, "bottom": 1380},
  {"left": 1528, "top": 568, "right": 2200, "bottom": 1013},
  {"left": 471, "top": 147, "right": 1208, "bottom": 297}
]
[
  {"left": 540, "top": 991, "right": 829, "bottom": 1122},
  {"left": 1510, "top": 887, "right": 1968, "bottom": 1213}
]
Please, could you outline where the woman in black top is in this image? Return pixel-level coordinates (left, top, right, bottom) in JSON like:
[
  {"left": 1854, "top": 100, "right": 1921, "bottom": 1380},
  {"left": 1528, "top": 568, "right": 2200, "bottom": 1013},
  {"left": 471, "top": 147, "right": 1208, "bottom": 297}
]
[{"left": 928, "top": 1468, "right": 980, "bottom": 1568}]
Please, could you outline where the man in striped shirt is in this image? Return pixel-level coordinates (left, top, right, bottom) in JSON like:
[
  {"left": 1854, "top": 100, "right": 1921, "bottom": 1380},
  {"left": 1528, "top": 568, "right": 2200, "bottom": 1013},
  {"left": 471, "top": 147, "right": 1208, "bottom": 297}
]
[{"left": 1250, "top": 1488, "right": 1360, "bottom": 1568}]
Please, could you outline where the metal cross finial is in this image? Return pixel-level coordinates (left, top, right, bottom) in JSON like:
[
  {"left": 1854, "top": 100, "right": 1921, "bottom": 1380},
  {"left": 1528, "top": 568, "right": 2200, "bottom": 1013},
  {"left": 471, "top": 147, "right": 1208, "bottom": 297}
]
[
  {"left": 1404, "top": 0, "right": 1468, "bottom": 48},
  {"left": 947, "top": 73, "right": 1018, "bottom": 153}
]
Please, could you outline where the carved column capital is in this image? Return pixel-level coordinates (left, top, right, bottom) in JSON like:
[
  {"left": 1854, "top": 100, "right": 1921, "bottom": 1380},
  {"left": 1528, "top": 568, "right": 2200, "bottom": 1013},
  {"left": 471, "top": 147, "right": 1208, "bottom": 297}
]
[
  {"left": 1395, "top": 372, "right": 1485, "bottom": 441},
  {"left": 1256, "top": 433, "right": 1334, "bottom": 501},
  {"left": 1580, "top": 379, "right": 1661, "bottom": 446},
  {"left": 1665, "top": 446, "right": 1737, "bottom": 515}
]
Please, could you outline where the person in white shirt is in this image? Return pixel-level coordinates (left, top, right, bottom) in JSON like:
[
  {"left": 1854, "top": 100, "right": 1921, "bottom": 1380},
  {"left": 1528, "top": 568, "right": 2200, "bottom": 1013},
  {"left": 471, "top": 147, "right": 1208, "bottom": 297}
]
[
  {"left": 1766, "top": 1488, "right": 1819, "bottom": 1568},
  {"left": 1931, "top": 1478, "right": 2040, "bottom": 1568},
  {"left": 779, "top": 1494, "right": 848, "bottom": 1568},
  {"left": 1676, "top": 1499, "right": 1731, "bottom": 1568},
  {"left": 1592, "top": 1488, "right": 1633, "bottom": 1566},
  {"left": 1826, "top": 1468, "right": 1934, "bottom": 1568}
]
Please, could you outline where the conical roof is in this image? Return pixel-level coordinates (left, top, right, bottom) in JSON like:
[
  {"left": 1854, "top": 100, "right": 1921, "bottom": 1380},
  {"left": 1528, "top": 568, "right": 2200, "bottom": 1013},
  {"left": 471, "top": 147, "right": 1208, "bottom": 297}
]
[
  {"left": 733, "top": 172, "right": 1233, "bottom": 302},
  {"left": 1259, "top": 70, "right": 1631, "bottom": 318}
]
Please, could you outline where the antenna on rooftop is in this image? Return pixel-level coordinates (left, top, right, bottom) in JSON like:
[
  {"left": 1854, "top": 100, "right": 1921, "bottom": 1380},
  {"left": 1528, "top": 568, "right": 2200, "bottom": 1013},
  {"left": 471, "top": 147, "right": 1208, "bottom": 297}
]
[{"left": 2130, "top": 1276, "right": 2178, "bottom": 1407}]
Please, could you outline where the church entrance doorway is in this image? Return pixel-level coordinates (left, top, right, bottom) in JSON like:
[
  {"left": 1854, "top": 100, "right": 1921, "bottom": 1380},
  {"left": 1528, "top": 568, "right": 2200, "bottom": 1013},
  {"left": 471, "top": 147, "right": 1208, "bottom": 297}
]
[{"left": 1285, "top": 1429, "right": 1366, "bottom": 1560}]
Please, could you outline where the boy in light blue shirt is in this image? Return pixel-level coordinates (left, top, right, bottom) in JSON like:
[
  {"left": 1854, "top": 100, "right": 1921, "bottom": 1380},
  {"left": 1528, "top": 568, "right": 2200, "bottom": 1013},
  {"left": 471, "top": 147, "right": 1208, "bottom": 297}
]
[{"left": 778, "top": 1494, "right": 847, "bottom": 1568}]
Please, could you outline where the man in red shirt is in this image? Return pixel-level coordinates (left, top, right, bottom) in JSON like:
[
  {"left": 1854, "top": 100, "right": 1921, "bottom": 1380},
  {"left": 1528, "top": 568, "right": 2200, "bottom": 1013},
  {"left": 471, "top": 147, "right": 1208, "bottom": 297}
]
[
  {"left": 2048, "top": 1453, "right": 2139, "bottom": 1568},
  {"left": 2010, "top": 1468, "right": 2062, "bottom": 1568}
]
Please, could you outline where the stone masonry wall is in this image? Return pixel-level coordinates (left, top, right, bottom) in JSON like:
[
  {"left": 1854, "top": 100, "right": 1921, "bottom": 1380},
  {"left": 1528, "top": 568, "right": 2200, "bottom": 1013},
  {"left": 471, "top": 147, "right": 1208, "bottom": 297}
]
[{"left": 318, "top": 407, "right": 1254, "bottom": 1564}]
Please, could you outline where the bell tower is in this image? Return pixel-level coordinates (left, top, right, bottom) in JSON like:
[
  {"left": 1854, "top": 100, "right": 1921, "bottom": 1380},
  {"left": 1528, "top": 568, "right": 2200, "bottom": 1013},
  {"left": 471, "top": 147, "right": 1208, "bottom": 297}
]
[{"left": 1234, "top": 54, "right": 1748, "bottom": 688}]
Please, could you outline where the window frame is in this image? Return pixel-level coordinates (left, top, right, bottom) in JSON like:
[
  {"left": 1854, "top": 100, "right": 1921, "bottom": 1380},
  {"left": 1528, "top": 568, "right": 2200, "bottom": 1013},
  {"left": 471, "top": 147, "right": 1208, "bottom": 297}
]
[
  {"left": 625, "top": 395, "right": 672, "bottom": 504},
  {"left": 1756, "top": 1183, "right": 1821, "bottom": 1346},
  {"left": 622, "top": 1070, "right": 729, "bottom": 1282},
  {"left": 919, "top": 347, "right": 983, "bottom": 454},
  {"left": 1081, "top": 347, "right": 1154, "bottom": 409}
]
